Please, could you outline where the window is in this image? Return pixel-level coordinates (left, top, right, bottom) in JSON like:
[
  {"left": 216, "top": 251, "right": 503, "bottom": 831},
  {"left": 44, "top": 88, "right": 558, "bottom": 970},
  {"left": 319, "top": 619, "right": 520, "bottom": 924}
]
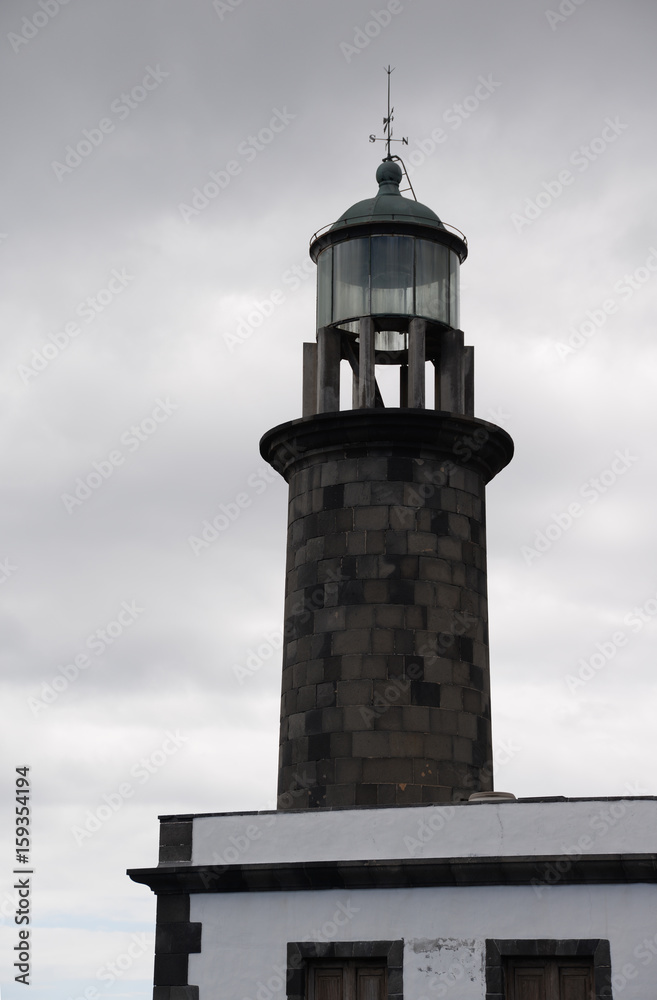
[
  {"left": 286, "top": 940, "right": 402, "bottom": 1000},
  {"left": 309, "top": 960, "right": 387, "bottom": 1000},
  {"left": 505, "top": 957, "right": 592, "bottom": 999},
  {"left": 485, "top": 939, "right": 611, "bottom": 1000}
]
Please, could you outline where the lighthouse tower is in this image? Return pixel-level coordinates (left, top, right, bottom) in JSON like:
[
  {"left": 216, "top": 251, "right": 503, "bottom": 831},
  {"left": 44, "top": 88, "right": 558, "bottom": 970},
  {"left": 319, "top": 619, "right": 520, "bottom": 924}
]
[{"left": 261, "top": 156, "right": 513, "bottom": 808}]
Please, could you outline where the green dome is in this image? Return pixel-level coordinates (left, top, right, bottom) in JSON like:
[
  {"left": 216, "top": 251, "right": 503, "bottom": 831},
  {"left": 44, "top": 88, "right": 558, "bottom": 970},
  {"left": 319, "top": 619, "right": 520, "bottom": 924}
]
[
  {"left": 330, "top": 159, "right": 445, "bottom": 232},
  {"left": 309, "top": 159, "right": 467, "bottom": 263}
]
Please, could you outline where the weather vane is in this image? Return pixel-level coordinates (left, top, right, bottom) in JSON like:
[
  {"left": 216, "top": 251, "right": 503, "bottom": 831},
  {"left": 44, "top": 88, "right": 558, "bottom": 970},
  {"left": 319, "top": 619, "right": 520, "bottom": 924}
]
[{"left": 369, "top": 65, "right": 408, "bottom": 158}]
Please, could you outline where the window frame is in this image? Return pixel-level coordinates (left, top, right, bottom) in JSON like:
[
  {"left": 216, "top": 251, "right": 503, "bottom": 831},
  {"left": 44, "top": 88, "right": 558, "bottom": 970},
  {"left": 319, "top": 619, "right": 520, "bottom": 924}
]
[
  {"left": 485, "top": 938, "right": 611, "bottom": 999},
  {"left": 286, "top": 940, "right": 403, "bottom": 1000}
]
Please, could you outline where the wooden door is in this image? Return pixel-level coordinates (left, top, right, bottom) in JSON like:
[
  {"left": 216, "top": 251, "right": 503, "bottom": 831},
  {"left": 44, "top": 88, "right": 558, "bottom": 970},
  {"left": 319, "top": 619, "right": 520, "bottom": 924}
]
[
  {"left": 507, "top": 958, "right": 593, "bottom": 1000},
  {"left": 310, "top": 961, "right": 387, "bottom": 1000}
]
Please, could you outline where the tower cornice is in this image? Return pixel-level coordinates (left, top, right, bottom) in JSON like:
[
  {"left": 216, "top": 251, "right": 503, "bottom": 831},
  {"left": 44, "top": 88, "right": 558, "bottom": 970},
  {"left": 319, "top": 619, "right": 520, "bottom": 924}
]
[{"left": 260, "top": 409, "right": 514, "bottom": 486}]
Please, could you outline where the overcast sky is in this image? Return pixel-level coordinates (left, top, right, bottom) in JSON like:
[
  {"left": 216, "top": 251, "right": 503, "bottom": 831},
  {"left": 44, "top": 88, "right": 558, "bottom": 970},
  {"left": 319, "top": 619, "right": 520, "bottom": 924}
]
[{"left": 1, "top": 0, "right": 656, "bottom": 996}]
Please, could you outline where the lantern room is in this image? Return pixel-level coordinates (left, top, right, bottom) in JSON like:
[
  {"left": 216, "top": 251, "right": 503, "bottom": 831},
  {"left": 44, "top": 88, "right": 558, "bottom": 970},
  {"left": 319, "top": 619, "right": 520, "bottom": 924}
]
[{"left": 304, "top": 158, "right": 472, "bottom": 416}]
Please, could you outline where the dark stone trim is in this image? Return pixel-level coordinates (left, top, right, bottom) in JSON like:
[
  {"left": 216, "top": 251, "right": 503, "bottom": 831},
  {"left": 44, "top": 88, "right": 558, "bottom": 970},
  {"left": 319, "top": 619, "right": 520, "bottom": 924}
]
[
  {"left": 259, "top": 410, "right": 513, "bottom": 485},
  {"left": 127, "top": 853, "right": 657, "bottom": 895},
  {"left": 485, "top": 938, "right": 612, "bottom": 1000},
  {"left": 151, "top": 894, "right": 201, "bottom": 1000},
  {"left": 159, "top": 819, "right": 193, "bottom": 864},
  {"left": 287, "top": 939, "right": 403, "bottom": 1000}
]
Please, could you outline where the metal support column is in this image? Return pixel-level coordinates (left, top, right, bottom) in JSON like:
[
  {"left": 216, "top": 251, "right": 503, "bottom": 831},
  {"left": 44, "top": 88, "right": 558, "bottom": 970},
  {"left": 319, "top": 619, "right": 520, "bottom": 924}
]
[
  {"left": 357, "top": 317, "right": 376, "bottom": 409},
  {"left": 317, "top": 327, "right": 341, "bottom": 413},
  {"left": 408, "top": 317, "right": 426, "bottom": 409},
  {"left": 302, "top": 342, "right": 318, "bottom": 417}
]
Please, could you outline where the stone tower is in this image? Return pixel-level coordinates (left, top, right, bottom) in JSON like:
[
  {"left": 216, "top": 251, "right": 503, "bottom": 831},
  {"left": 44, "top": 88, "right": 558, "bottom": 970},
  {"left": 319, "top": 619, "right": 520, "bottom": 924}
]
[{"left": 260, "top": 159, "right": 513, "bottom": 809}]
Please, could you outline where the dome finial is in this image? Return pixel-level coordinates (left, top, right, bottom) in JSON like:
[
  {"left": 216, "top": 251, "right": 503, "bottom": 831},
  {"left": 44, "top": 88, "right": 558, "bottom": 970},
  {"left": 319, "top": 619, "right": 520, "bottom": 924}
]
[{"left": 368, "top": 65, "right": 409, "bottom": 159}]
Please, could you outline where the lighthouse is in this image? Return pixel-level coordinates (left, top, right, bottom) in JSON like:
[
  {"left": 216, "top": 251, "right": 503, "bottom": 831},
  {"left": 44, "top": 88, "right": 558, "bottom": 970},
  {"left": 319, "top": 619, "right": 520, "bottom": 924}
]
[
  {"left": 261, "top": 155, "right": 513, "bottom": 809},
  {"left": 129, "top": 137, "right": 657, "bottom": 1000}
]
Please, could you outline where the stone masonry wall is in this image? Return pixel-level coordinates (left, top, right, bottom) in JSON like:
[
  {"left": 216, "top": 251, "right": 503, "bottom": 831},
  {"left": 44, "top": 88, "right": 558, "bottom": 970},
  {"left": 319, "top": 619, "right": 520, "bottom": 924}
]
[{"left": 275, "top": 442, "right": 494, "bottom": 808}]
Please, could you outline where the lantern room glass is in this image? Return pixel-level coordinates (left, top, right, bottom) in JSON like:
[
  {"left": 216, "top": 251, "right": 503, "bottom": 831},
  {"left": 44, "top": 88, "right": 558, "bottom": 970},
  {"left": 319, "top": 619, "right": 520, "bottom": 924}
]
[{"left": 316, "top": 235, "right": 459, "bottom": 330}]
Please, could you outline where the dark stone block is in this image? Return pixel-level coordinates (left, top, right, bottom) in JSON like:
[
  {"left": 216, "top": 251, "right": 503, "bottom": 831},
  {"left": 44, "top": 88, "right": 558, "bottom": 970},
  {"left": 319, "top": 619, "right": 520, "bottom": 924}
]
[
  {"left": 437, "top": 632, "right": 457, "bottom": 655},
  {"left": 469, "top": 662, "right": 484, "bottom": 690},
  {"left": 335, "top": 507, "right": 354, "bottom": 531},
  {"left": 317, "top": 510, "right": 337, "bottom": 536},
  {"left": 324, "top": 484, "right": 344, "bottom": 509},
  {"left": 394, "top": 629, "right": 414, "bottom": 654},
  {"left": 154, "top": 954, "right": 188, "bottom": 986},
  {"left": 324, "top": 782, "right": 356, "bottom": 807},
  {"left": 330, "top": 731, "right": 352, "bottom": 756},
  {"left": 388, "top": 940, "right": 403, "bottom": 967},
  {"left": 308, "top": 785, "right": 326, "bottom": 807},
  {"left": 355, "top": 783, "right": 378, "bottom": 805},
  {"left": 324, "top": 533, "right": 347, "bottom": 557},
  {"left": 387, "top": 968, "right": 404, "bottom": 994},
  {"left": 153, "top": 990, "right": 199, "bottom": 1000},
  {"left": 304, "top": 709, "right": 324, "bottom": 736},
  {"left": 317, "top": 758, "right": 335, "bottom": 784},
  {"left": 287, "top": 969, "right": 305, "bottom": 995},
  {"left": 388, "top": 457, "right": 415, "bottom": 481},
  {"left": 459, "top": 636, "right": 474, "bottom": 662},
  {"left": 303, "top": 584, "right": 326, "bottom": 612},
  {"left": 430, "top": 510, "right": 449, "bottom": 536},
  {"left": 159, "top": 821, "right": 192, "bottom": 849},
  {"left": 307, "top": 733, "right": 331, "bottom": 760},
  {"left": 316, "top": 682, "right": 336, "bottom": 708},
  {"left": 338, "top": 579, "right": 365, "bottom": 605},
  {"left": 156, "top": 894, "right": 189, "bottom": 924},
  {"left": 377, "top": 783, "right": 396, "bottom": 804},
  {"left": 384, "top": 530, "right": 409, "bottom": 555},
  {"left": 155, "top": 922, "right": 202, "bottom": 954},
  {"left": 411, "top": 680, "right": 441, "bottom": 707},
  {"left": 158, "top": 845, "right": 193, "bottom": 865},
  {"left": 371, "top": 480, "right": 404, "bottom": 505},
  {"left": 405, "top": 655, "right": 424, "bottom": 681},
  {"left": 310, "top": 632, "right": 332, "bottom": 659},
  {"left": 354, "top": 506, "right": 389, "bottom": 531},
  {"left": 388, "top": 579, "right": 415, "bottom": 605},
  {"left": 336, "top": 757, "right": 362, "bottom": 783}
]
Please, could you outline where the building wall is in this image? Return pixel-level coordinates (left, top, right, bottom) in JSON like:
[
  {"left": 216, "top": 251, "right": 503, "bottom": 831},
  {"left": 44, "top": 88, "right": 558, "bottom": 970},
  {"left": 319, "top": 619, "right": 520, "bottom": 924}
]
[
  {"left": 191, "top": 798, "right": 657, "bottom": 867},
  {"left": 188, "top": 882, "right": 654, "bottom": 999}
]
